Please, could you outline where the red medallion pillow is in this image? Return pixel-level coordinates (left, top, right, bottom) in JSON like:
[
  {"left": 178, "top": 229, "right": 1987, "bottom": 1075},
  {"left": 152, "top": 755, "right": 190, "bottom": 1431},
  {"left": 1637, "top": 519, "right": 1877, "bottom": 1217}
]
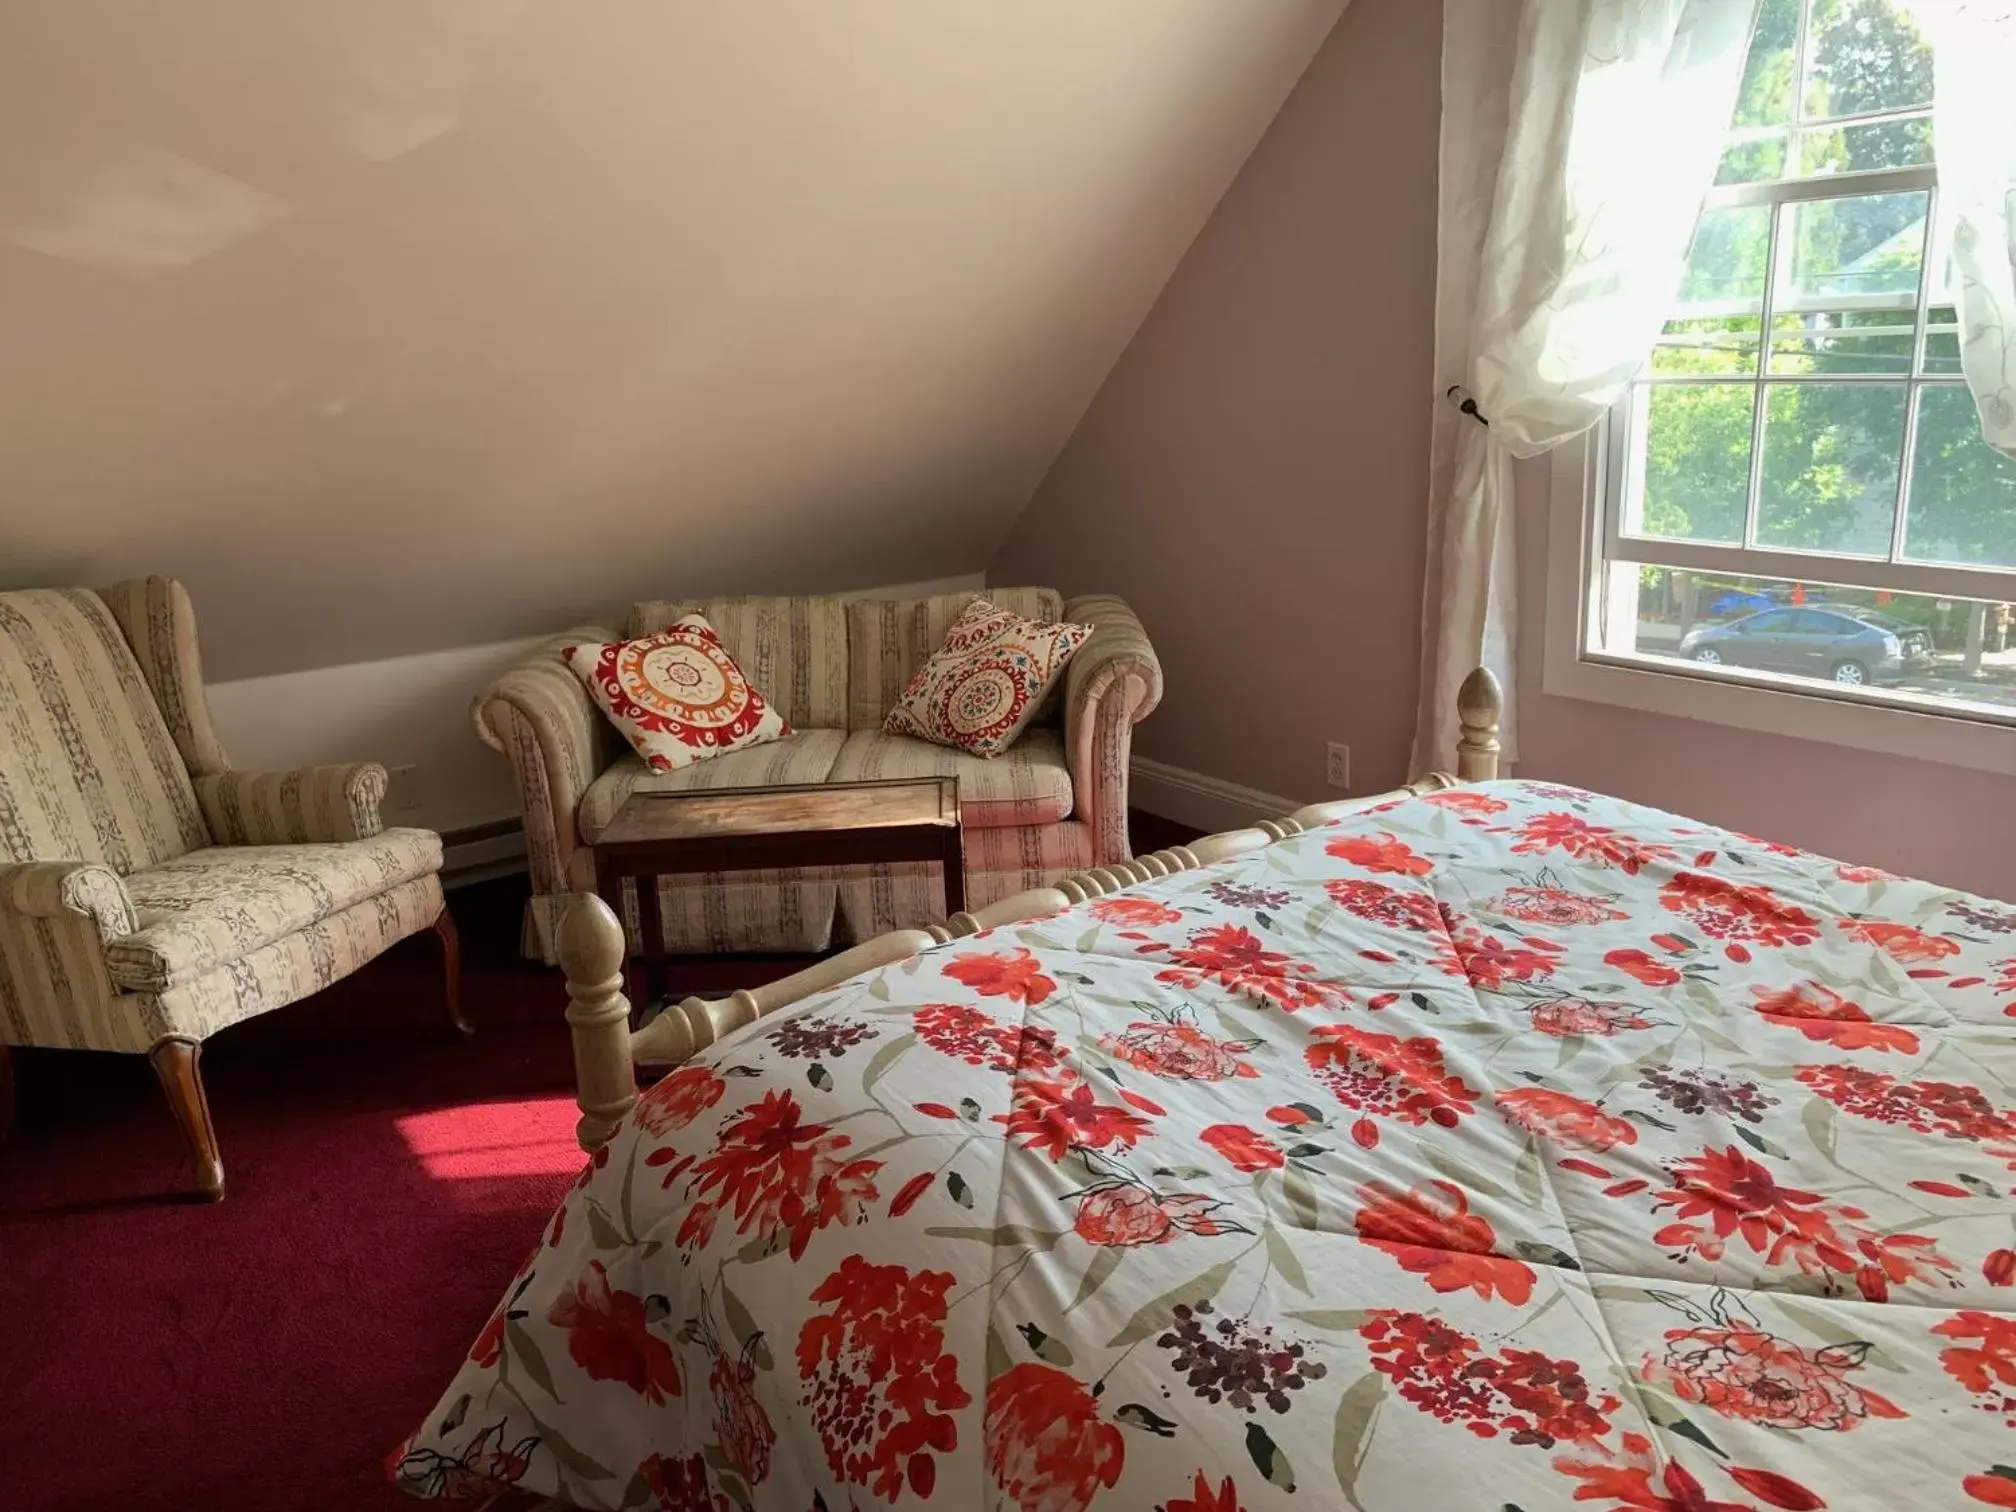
[
  {"left": 883, "top": 597, "right": 1093, "bottom": 757},
  {"left": 563, "top": 616, "right": 791, "bottom": 772}
]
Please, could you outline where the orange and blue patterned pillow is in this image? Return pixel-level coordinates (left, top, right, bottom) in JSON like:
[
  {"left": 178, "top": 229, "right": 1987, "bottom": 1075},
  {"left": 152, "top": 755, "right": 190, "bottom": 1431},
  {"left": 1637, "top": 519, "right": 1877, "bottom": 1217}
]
[
  {"left": 884, "top": 597, "right": 1093, "bottom": 758},
  {"left": 563, "top": 615, "right": 790, "bottom": 772}
]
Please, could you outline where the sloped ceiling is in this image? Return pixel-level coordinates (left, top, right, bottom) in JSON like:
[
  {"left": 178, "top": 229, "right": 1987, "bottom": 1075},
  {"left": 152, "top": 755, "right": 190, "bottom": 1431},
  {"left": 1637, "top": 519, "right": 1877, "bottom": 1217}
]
[{"left": 0, "top": 0, "right": 1345, "bottom": 678}]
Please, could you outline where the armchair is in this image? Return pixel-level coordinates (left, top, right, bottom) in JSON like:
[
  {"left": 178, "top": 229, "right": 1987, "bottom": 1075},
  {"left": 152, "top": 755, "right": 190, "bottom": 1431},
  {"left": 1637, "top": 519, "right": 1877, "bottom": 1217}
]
[{"left": 0, "top": 580, "right": 459, "bottom": 1199}]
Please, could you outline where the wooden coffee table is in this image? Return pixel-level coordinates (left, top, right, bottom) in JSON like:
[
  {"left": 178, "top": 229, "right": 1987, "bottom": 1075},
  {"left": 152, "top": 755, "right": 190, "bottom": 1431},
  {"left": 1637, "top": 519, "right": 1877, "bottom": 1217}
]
[{"left": 592, "top": 777, "right": 963, "bottom": 1010}]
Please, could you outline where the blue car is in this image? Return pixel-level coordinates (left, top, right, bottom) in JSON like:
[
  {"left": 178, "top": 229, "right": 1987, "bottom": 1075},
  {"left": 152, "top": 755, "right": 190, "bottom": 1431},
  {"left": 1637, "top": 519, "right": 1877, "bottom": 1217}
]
[
  {"left": 1709, "top": 590, "right": 1775, "bottom": 617},
  {"left": 1708, "top": 586, "right": 1831, "bottom": 618}
]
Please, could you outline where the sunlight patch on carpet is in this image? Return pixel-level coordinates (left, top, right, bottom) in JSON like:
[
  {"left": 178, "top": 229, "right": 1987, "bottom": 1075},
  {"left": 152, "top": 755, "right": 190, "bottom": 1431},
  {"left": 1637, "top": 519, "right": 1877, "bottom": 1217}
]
[{"left": 394, "top": 1098, "right": 584, "bottom": 1181}]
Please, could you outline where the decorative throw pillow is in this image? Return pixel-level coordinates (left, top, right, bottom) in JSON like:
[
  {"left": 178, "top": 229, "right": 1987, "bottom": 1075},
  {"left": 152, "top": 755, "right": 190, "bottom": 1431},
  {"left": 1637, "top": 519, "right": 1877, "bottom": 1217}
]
[
  {"left": 883, "top": 597, "right": 1094, "bottom": 757},
  {"left": 563, "top": 616, "right": 791, "bottom": 772}
]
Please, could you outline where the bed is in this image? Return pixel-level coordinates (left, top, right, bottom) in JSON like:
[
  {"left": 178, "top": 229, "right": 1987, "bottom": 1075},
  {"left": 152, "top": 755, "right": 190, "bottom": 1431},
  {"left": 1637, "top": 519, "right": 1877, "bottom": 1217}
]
[{"left": 393, "top": 673, "right": 2016, "bottom": 1511}]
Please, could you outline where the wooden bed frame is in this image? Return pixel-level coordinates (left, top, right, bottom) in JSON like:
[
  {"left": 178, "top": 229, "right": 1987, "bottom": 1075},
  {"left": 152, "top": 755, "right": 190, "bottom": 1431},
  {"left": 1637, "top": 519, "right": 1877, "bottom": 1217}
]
[{"left": 558, "top": 668, "right": 1505, "bottom": 1151}]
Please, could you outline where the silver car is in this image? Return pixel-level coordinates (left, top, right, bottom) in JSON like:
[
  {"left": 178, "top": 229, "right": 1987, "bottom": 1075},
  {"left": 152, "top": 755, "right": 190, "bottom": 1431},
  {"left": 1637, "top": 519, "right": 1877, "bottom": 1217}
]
[{"left": 1678, "top": 606, "right": 1936, "bottom": 687}]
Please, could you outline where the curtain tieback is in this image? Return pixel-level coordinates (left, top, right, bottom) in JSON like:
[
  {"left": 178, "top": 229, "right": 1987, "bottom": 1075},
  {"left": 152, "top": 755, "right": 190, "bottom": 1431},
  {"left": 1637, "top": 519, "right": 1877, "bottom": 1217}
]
[{"left": 1446, "top": 385, "right": 1490, "bottom": 428}]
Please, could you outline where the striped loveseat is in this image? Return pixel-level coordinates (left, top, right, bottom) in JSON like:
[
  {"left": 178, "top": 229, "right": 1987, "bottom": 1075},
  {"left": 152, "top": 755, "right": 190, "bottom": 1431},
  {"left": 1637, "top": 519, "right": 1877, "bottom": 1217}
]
[
  {"left": 476, "top": 588, "right": 1160, "bottom": 961},
  {"left": 0, "top": 580, "right": 458, "bottom": 1199}
]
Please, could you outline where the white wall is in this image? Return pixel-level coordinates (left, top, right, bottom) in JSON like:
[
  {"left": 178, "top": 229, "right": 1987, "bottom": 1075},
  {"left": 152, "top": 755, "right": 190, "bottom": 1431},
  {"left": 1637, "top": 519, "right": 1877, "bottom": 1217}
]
[
  {"left": 208, "top": 636, "right": 541, "bottom": 834},
  {"left": 0, "top": 0, "right": 1344, "bottom": 681},
  {"left": 203, "top": 575, "right": 986, "bottom": 837}
]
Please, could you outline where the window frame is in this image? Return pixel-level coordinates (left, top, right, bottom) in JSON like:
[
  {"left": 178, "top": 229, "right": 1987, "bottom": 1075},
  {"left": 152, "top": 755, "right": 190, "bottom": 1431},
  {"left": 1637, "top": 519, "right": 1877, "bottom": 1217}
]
[
  {"left": 1603, "top": 153, "right": 2012, "bottom": 603},
  {"left": 1551, "top": 0, "right": 2016, "bottom": 777},
  {"left": 1546, "top": 429, "right": 2016, "bottom": 779}
]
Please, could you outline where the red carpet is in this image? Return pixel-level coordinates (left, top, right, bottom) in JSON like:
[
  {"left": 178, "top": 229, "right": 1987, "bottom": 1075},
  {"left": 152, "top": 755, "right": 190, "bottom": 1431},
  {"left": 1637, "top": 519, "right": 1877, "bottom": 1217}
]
[
  {"left": 0, "top": 882, "right": 587, "bottom": 1512},
  {"left": 0, "top": 818, "right": 1199, "bottom": 1511}
]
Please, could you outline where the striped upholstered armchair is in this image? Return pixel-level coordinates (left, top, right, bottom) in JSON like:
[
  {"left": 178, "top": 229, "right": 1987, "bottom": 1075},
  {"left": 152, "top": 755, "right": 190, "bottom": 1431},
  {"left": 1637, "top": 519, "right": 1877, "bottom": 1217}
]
[{"left": 0, "top": 579, "right": 459, "bottom": 1200}]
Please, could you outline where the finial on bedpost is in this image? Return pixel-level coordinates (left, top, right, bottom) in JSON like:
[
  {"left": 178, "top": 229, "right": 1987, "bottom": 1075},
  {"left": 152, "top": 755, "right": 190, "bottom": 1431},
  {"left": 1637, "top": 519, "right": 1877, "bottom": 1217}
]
[
  {"left": 1456, "top": 666, "right": 1503, "bottom": 784},
  {"left": 559, "top": 893, "right": 638, "bottom": 1152}
]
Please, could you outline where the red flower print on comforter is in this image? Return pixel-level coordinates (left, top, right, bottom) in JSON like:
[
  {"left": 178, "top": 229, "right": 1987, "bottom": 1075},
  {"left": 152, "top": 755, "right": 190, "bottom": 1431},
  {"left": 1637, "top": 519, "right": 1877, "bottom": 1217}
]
[
  {"left": 1643, "top": 1321, "right": 1905, "bottom": 1430},
  {"left": 797, "top": 1256, "right": 969, "bottom": 1500},
  {"left": 1155, "top": 924, "right": 1345, "bottom": 1011},
  {"left": 1660, "top": 871, "right": 1821, "bottom": 959},
  {"left": 547, "top": 1261, "right": 682, "bottom": 1403},
  {"left": 1751, "top": 980, "right": 1920, "bottom": 1055},
  {"left": 985, "top": 1363, "right": 1124, "bottom": 1512},
  {"left": 673, "top": 1090, "right": 881, "bottom": 1258},
  {"left": 1304, "top": 1025, "right": 1479, "bottom": 1147},
  {"left": 943, "top": 947, "right": 1057, "bottom": 1005},
  {"left": 1353, "top": 1180, "right": 1536, "bottom": 1303},
  {"left": 396, "top": 779, "right": 2016, "bottom": 1512}
]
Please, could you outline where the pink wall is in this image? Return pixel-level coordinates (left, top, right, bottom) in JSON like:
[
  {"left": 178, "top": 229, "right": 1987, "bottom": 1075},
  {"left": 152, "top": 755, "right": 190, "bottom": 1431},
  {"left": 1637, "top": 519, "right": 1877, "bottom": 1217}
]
[
  {"left": 989, "top": 0, "right": 1442, "bottom": 801},
  {"left": 992, "top": 0, "right": 2016, "bottom": 901}
]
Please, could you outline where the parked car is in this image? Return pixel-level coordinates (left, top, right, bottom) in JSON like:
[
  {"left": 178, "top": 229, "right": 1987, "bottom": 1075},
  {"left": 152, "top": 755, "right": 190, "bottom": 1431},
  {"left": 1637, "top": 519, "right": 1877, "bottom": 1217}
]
[
  {"left": 1709, "top": 589, "right": 1775, "bottom": 617},
  {"left": 1708, "top": 585, "right": 1828, "bottom": 617},
  {"left": 1677, "top": 606, "right": 1935, "bottom": 686}
]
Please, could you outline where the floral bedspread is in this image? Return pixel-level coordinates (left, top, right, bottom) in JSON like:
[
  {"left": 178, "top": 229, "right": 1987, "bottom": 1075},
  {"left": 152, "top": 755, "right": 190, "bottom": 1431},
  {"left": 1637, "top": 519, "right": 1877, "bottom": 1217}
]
[{"left": 394, "top": 781, "right": 2016, "bottom": 1512}]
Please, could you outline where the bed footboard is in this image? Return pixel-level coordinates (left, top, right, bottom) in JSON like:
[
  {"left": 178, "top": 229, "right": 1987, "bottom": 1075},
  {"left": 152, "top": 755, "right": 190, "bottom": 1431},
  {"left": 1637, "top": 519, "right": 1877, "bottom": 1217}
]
[{"left": 559, "top": 667, "right": 1503, "bottom": 1150}]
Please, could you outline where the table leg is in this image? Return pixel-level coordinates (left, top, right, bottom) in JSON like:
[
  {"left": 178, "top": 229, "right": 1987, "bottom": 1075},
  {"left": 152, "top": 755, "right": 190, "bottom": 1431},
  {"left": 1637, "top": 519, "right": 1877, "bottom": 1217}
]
[
  {"left": 941, "top": 827, "right": 966, "bottom": 918},
  {"left": 636, "top": 870, "right": 664, "bottom": 1014}
]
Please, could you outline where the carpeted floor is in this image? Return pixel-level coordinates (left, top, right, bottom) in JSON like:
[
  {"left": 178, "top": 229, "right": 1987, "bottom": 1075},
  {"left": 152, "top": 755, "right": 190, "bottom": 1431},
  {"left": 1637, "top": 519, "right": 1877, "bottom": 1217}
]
[
  {"left": 0, "top": 875, "right": 590, "bottom": 1512},
  {"left": 0, "top": 814, "right": 1202, "bottom": 1512}
]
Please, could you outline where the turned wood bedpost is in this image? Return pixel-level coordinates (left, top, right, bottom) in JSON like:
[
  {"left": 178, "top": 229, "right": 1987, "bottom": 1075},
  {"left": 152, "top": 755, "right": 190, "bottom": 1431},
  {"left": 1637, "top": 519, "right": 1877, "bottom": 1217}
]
[
  {"left": 560, "top": 893, "right": 638, "bottom": 1151},
  {"left": 1456, "top": 666, "right": 1503, "bottom": 784}
]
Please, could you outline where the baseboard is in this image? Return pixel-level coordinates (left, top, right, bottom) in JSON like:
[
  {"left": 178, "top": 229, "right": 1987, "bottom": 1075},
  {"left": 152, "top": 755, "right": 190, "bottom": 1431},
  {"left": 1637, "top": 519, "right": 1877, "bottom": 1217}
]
[
  {"left": 1129, "top": 757, "right": 1302, "bottom": 836},
  {"left": 440, "top": 818, "right": 526, "bottom": 887}
]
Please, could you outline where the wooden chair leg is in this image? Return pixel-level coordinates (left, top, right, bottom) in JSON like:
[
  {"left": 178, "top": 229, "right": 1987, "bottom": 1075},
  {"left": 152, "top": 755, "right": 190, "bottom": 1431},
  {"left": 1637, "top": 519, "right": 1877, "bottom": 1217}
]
[
  {"left": 148, "top": 1039, "right": 224, "bottom": 1201},
  {"left": 0, "top": 1044, "right": 16, "bottom": 1143},
  {"left": 435, "top": 907, "right": 471, "bottom": 1037}
]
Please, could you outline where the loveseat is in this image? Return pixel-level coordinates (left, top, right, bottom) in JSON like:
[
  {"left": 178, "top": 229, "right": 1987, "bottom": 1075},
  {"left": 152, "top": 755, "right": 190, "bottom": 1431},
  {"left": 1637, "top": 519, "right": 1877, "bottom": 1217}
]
[{"left": 474, "top": 588, "right": 1160, "bottom": 959}]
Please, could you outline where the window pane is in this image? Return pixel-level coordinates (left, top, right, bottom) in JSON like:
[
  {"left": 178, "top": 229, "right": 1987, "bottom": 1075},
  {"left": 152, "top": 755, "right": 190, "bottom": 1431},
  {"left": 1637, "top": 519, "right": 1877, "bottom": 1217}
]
[
  {"left": 1795, "top": 116, "right": 1933, "bottom": 176},
  {"left": 1660, "top": 206, "right": 1768, "bottom": 377},
  {"left": 1902, "top": 386, "right": 2016, "bottom": 569},
  {"left": 1780, "top": 191, "right": 1926, "bottom": 305},
  {"left": 1734, "top": 0, "right": 1799, "bottom": 129},
  {"left": 1925, "top": 304, "right": 1962, "bottom": 375},
  {"left": 1680, "top": 204, "right": 1772, "bottom": 308},
  {"left": 1803, "top": 0, "right": 1934, "bottom": 122},
  {"left": 1601, "top": 566, "right": 2014, "bottom": 714},
  {"left": 1756, "top": 382, "right": 1906, "bottom": 555},
  {"left": 1717, "top": 133, "right": 1790, "bottom": 186},
  {"left": 1653, "top": 317, "right": 1763, "bottom": 377},
  {"left": 1770, "top": 305, "right": 1916, "bottom": 375},
  {"left": 1633, "top": 383, "right": 1755, "bottom": 544}
]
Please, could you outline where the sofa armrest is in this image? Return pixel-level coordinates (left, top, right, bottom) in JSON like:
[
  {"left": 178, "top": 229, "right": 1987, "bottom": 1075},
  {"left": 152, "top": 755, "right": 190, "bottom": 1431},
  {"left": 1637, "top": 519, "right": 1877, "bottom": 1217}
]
[
  {"left": 1061, "top": 596, "right": 1163, "bottom": 866},
  {"left": 472, "top": 627, "right": 619, "bottom": 897},
  {"left": 195, "top": 765, "right": 388, "bottom": 846},
  {"left": 0, "top": 859, "right": 138, "bottom": 939},
  {"left": 0, "top": 861, "right": 137, "bottom": 1050}
]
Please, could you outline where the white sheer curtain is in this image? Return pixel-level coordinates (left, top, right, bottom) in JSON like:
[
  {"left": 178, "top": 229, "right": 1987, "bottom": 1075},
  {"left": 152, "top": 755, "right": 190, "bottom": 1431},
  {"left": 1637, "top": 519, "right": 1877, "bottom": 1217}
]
[
  {"left": 1908, "top": 0, "right": 2016, "bottom": 450},
  {"left": 1412, "top": 0, "right": 1758, "bottom": 775}
]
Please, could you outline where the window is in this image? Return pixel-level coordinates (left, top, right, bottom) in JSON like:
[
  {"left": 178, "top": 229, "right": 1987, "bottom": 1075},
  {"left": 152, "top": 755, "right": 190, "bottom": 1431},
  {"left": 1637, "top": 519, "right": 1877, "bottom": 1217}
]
[{"left": 1579, "top": 0, "right": 2016, "bottom": 733}]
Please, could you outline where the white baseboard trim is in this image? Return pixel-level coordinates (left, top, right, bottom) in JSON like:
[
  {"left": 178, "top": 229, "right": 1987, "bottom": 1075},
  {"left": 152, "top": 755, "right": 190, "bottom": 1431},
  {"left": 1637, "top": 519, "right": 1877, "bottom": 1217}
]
[
  {"left": 1130, "top": 757, "right": 1303, "bottom": 835},
  {"left": 441, "top": 820, "right": 526, "bottom": 887}
]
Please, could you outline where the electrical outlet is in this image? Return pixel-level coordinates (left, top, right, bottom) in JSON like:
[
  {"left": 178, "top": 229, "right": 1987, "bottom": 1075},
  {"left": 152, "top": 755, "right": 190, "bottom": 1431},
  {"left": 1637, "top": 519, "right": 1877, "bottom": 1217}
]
[
  {"left": 1325, "top": 742, "right": 1350, "bottom": 790},
  {"left": 385, "top": 764, "right": 423, "bottom": 815}
]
